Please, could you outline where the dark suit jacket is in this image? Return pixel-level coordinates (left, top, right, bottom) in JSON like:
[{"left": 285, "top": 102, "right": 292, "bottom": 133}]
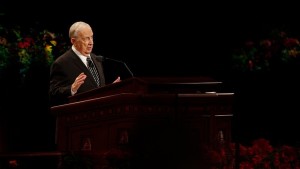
[{"left": 49, "top": 49, "right": 105, "bottom": 106}]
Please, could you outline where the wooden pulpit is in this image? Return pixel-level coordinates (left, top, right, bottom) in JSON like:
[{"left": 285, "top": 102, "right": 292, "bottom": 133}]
[{"left": 51, "top": 77, "right": 234, "bottom": 169}]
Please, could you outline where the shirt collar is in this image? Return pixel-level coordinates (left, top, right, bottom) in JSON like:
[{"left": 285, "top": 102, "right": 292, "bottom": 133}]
[{"left": 72, "top": 45, "right": 91, "bottom": 66}]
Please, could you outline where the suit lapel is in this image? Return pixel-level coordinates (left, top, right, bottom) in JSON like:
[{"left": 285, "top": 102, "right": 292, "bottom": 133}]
[{"left": 70, "top": 52, "right": 98, "bottom": 87}]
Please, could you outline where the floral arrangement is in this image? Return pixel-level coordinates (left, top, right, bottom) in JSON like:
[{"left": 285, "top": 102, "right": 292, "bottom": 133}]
[
  {"left": 231, "top": 29, "right": 300, "bottom": 73},
  {"left": 0, "top": 24, "right": 69, "bottom": 78},
  {"left": 206, "top": 138, "right": 300, "bottom": 169}
]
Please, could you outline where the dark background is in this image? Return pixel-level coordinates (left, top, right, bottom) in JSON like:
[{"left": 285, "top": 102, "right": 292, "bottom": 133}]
[
  {"left": 3, "top": 2, "right": 300, "bottom": 78},
  {"left": 1, "top": 3, "right": 300, "bottom": 152}
]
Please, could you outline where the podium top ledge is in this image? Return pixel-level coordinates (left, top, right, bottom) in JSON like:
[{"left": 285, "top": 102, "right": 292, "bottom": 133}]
[
  {"left": 138, "top": 76, "right": 221, "bottom": 84},
  {"left": 68, "top": 76, "right": 223, "bottom": 103}
]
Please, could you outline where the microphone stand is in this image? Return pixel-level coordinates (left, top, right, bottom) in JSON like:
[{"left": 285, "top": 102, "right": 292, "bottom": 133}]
[{"left": 105, "top": 57, "right": 134, "bottom": 78}]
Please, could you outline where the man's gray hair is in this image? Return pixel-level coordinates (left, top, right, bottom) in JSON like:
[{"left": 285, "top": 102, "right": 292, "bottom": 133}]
[{"left": 69, "top": 21, "right": 91, "bottom": 38}]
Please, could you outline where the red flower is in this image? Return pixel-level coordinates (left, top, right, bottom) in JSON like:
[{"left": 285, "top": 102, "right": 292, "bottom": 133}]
[
  {"left": 283, "top": 38, "right": 300, "bottom": 48},
  {"left": 207, "top": 138, "right": 300, "bottom": 169},
  {"left": 8, "top": 160, "right": 18, "bottom": 168},
  {"left": 260, "top": 39, "right": 272, "bottom": 48}
]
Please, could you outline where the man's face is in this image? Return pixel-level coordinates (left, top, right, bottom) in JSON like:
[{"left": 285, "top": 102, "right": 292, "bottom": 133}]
[{"left": 73, "top": 27, "right": 94, "bottom": 56}]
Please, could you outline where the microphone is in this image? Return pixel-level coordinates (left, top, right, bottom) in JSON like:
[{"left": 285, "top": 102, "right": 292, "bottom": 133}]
[
  {"left": 95, "top": 55, "right": 105, "bottom": 62},
  {"left": 96, "top": 55, "right": 134, "bottom": 77}
]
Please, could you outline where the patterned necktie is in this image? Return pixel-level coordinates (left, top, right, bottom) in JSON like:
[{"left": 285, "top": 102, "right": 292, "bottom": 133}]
[{"left": 86, "top": 57, "right": 100, "bottom": 86}]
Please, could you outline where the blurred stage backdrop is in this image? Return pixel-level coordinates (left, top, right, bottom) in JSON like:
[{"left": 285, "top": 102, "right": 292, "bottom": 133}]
[{"left": 1, "top": 3, "right": 300, "bottom": 152}]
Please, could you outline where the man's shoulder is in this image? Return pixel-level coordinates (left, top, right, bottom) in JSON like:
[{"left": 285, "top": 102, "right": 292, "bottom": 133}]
[{"left": 55, "top": 49, "right": 75, "bottom": 62}]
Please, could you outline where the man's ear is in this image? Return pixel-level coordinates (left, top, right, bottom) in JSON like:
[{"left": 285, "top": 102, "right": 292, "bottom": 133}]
[{"left": 71, "top": 38, "right": 76, "bottom": 44}]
